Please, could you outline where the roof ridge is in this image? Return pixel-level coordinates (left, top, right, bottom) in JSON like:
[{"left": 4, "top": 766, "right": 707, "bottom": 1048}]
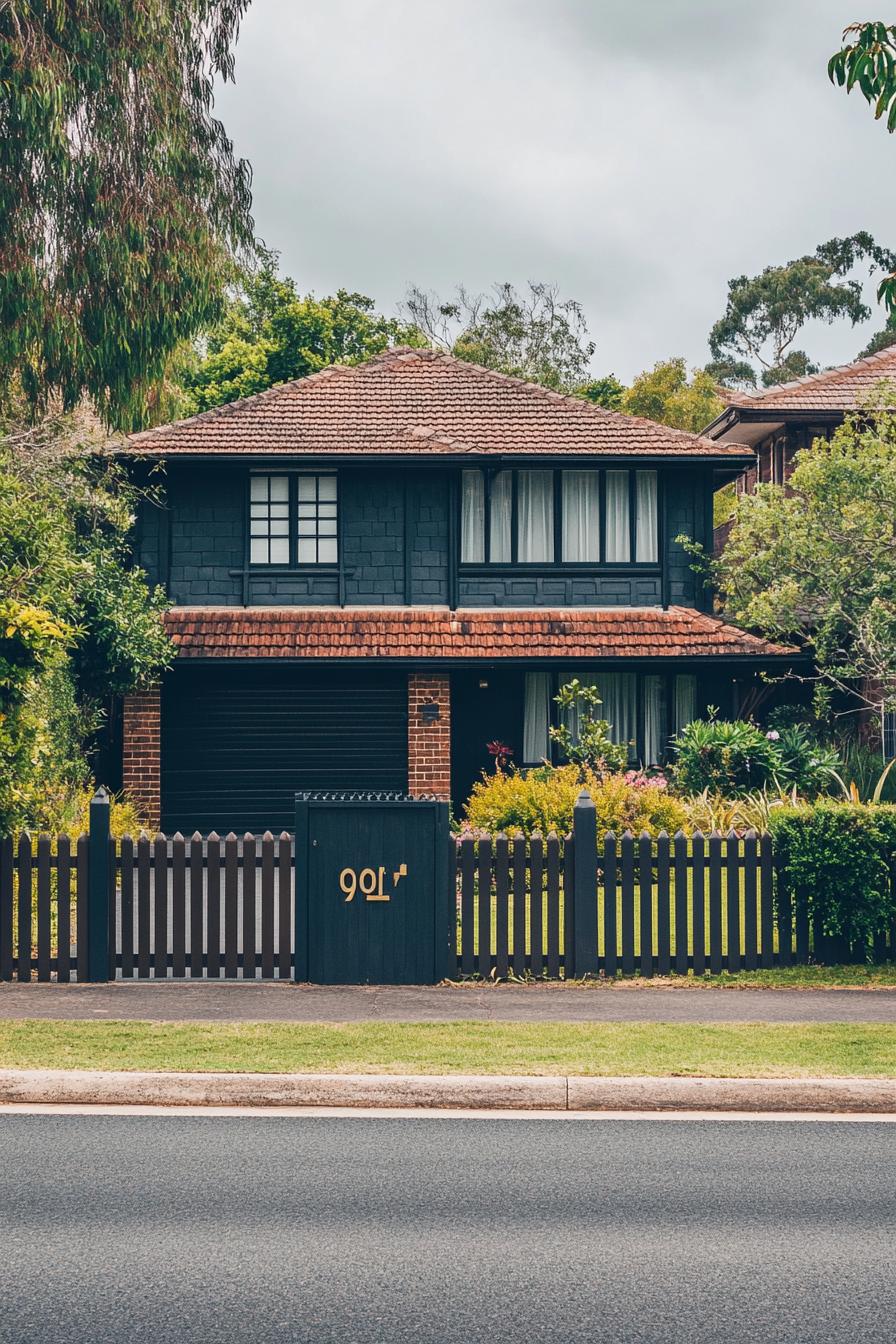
[
  {"left": 421, "top": 348, "right": 726, "bottom": 450},
  {"left": 739, "top": 343, "right": 896, "bottom": 403}
]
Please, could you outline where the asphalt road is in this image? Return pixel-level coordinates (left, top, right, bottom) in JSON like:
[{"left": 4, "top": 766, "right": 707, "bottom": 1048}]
[
  {"left": 3, "top": 980, "right": 896, "bottom": 1021},
  {"left": 0, "top": 1114, "right": 893, "bottom": 1343}
]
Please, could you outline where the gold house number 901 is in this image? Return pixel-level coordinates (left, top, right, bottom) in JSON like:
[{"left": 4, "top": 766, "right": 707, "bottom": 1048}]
[{"left": 340, "top": 864, "right": 408, "bottom": 903}]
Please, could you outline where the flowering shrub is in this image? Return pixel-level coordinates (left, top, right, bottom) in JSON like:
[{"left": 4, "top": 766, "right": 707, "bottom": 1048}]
[
  {"left": 461, "top": 764, "right": 687, "bottom": 837},
  {"left": 672, "top": 718, "right": 840, "bottom": 797}
]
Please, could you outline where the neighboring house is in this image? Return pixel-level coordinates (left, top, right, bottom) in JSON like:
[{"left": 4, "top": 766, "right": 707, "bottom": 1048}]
[
  {"left": 704, "top": 342, "right": 896, "bottom": 495},
  {"left": 121, "top": 347, "right": 795, "bottom": 834},
  {"left": 704, "top": 344, "right": 896, "bottom": 755}
]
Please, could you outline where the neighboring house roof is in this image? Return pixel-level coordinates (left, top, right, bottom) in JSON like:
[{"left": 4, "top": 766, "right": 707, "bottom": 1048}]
[
  {"left": 127, "top": 347, "right": 750, "bottom": 461},
  {"left": 164, "top": 606, "right": 796, "bottom": 661},
  {"left": 705, "top": 345, "right": 896, "bottom": 441}
]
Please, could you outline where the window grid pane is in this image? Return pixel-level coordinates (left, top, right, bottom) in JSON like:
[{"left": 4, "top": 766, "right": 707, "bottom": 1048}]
[
  {"left": 249, "top": 475, "right": 290, "bottom": 565},
  {"left": 294, "top": 475, "right": 338, "bottom": 565}
]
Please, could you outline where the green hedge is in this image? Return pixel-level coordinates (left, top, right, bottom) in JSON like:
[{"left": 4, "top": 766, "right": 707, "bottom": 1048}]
[{"left": 769, "top": 802, "right": 896, "bottom": 946}]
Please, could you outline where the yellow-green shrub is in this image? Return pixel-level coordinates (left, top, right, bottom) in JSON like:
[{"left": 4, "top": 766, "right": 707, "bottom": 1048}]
[{"left": 461, "top": 765, "right": 687, "bottom": 837}]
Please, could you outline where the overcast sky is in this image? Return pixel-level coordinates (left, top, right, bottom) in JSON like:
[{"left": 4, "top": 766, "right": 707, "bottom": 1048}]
[{"left": 216, "top": 1, "right": 896, "bottom": 382}]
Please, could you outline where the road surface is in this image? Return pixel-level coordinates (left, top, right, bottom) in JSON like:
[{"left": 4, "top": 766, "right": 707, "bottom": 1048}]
[{"left": 0, "top": 1112, "right": 893, "bottom": 1342}]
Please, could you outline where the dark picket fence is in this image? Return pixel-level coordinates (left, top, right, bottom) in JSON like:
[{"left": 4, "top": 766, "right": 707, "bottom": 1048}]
[
  {"left": 0, "top": 827, "right": 294, "bottom": 983},
  {"left": 454, "top": 828, "right": 859, "bottom": 978},
  {"left": 3, "top": 791, "right": 896, "bottom": 982}
]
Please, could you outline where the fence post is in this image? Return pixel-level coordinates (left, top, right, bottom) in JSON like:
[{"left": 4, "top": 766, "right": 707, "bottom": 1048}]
[
  {"left": 571, "top": 788, "right": 599, "bottom": 978},
  {"left": 87, "top": 786, "right": 111, "bottom": 983}
]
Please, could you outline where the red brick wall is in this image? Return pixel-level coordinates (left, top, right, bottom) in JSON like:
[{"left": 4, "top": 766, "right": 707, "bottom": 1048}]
[
  {"left": 122, "top": 689, "right": 161, "bottom": 830},
  {"left": 407, "top": 673, "right": 451, "bottom": 800}
]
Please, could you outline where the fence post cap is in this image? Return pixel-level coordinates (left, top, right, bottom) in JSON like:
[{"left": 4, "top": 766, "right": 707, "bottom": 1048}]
[
  {"left": 91, "top": 785, "right": 110, "bottom": 804},
  {"left": 574, "top": 788, "right": 595, "bottom": 807}
]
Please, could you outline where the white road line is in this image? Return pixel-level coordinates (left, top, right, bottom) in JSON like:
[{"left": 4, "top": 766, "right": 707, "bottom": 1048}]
[{"left": 0, "top": 1103, "right": 894, "bottom": 1121}]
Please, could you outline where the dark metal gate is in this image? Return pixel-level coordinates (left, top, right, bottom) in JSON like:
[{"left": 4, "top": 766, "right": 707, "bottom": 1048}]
[{"left": 294, "top": 793, "right": 453, "bottom": 984}]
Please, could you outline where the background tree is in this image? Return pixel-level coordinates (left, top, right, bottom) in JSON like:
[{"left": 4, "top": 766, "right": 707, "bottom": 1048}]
[
  {"left": 0, "top": 2, "right": 254, "bottom": 430},
  {"left": 621, "top": 358, "right": 723, "bottom": 434},
  {"left": 402, "top": 281, "right": 596, "bottom": 391},
  {"left": 576, "top": 373, "right": 626, "bottom": 409},
  {"left": 0, "top": 404, "right": 173, "bottom": 829},
  {"left": 708, "top": 233, "right": 896, "bottom": 387},
  {"left": 829, "top": 23, "right": 896, "bottom": 313},
  {"left": 696, "top": 409, "right": 896, "bottom": 731},
  {"left": 176, "top": 251, "right": 418, "bottom": 416}
]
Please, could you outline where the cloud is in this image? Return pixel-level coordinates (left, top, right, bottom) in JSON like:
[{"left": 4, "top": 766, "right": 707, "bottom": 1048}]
[{"left": 216, "top": 0, "right": 894, "bottom": 381}]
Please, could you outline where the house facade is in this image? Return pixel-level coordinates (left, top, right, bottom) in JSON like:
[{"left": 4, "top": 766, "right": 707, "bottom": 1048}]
[{"left": 122, "top": 347, "right": 794, "bottom": 834}]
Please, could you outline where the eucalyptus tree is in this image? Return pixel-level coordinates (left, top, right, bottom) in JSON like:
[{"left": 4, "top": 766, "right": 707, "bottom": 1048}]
[{"left": 0, "top": 2, "right": 255, "bottom": 428}]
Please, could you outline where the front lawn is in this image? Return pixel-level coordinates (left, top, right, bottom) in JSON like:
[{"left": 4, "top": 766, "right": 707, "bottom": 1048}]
[{"left": 0, "top": 1019, "right": 892, "bottom": 1077}]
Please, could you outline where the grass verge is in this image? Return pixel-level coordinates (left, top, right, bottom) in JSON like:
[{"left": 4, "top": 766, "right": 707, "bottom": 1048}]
[
  {"left": 475, "top": 965, "right": 896, "bottom": 990},
  {"left": 0, "top": 1020, "right": 892, "bottom": 1077}
]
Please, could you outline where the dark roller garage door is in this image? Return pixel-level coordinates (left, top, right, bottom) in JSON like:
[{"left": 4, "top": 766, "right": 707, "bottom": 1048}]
[{"left": 161, "top": 665, "right": 408, "bottom": 834}]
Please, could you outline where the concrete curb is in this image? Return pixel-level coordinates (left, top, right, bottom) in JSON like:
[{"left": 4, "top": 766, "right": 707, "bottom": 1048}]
[{"left": 0, "top": 1069, "right": 893, "bottom": 1112}]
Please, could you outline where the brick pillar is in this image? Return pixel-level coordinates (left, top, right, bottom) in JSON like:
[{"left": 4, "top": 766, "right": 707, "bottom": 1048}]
[
  {"left": 407, "top": 672, "right": 451, "bottom": 800},
  {"left": 122, "top": 689, "right": 161, "bottom": 830}
]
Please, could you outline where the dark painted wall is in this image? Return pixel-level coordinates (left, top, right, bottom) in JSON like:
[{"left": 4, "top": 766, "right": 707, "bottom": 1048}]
[{"left": 136, "top": 463, "right": 709, "bottom": 609}]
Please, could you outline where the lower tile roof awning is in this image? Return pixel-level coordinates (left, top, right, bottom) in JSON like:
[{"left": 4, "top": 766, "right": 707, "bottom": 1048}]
[{"left": 163, "top": 606, "right": 797, "bottom": 661}]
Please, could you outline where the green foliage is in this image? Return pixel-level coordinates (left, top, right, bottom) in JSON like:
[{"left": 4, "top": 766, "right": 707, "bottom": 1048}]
[
  {"left": 680, "top": 788, "right": 794, "bottom": 835},
  {"left": 708, "top": 233, "right": 896, "bottom": 387},
  {"left": 672, "top": 719, "right": 839, "bottom": 797},
  {"left": 402, "top": 282, "right": 595, "bottom": 392},
  {"left": 550, "top": 679, "right": 630, "bottom": 776},
  {"left": 175, "top": 251, "right": 419, "bottom": 416},
  {"left": 713, "top": 482, "right": 736, "bottom": 528},
  {"left": 461, "top": 764, "right": 687, "bottom": 838},
  {"left": 859, "top": 313, "right": 896, "bottom": 357},
  {"left": 830, "top": 22, "right": 896, "bottom": 132},
  {"left": 770, "top": 801, "right": 896, "bottom": 944},
  {"left": 672, "top": 719, "right": 781, "bottom": 796},
  {"left": 576, "top": 374, "right": 626, "bottom": 409},
  {"left": 0, "top": 2, "right": 254, "bottom": 430},
  {"left": 703, "top": 412, "right": 896, "bottom": 722},
  {"left": 832, "top": 738, "right": 896, "bottom": 803},
  {"left": 0, "top": 411, "right": 174, "bottom": 829},
  {"left": 621, "top": 358, "right": 723, "bottom": 433}
]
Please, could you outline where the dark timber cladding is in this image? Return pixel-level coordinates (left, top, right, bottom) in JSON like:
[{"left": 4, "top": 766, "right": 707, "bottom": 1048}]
[{"left": 161, "top": 665, "right": 408, "bottom": 834}]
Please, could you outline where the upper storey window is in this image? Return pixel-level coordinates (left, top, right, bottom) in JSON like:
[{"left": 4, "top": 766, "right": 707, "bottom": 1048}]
[
  {"left": 249, "top": 473, "right": 338, "bottom": 567},
  {"left": 460, "top": 467, "right": 657, "bottom": 565}
]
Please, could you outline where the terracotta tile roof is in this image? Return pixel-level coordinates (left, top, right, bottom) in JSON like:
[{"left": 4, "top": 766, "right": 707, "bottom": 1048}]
[
  {"left": 127, "top": 348, "right": 749, "bottom": 459},
  {"left": 164, "top": 606, "right": 795, "bottom": 660},
  {"left": 722, "top": 344, "right": 896, "bottom": 412}
]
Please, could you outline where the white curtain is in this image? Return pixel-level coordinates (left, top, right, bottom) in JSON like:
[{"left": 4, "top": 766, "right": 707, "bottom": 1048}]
[
  {"left": 605, "top": 471, "right": 630, "bottom": 562},
  {"left": 643, "top": 675, "right": 665, "bottom": 766},
  {"left": 523, "top": 672, "right": 552, "bottom": 763},
  {"left": 673, "top": 674, "right": 697, "bottom": 735},
  {"left": 489, "top": 470, "right": 512, "bottom": 562},
  {"left": 635, "top": 471, "right": 658, "bottom": 563},
  {"left": 561, "top": 471, "right": 600, "bottom": 561},
  {"left": 518, "top": 471, "right": 554, "bottom": 562},
  {"left": 598, "top": 673, "right": 638, "bottom": 758},
  {"left": 460, "top": 470, "right": 485, "bottom": 563}
]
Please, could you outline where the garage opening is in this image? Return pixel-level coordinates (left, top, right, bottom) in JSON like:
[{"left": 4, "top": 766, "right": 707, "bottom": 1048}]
[{"left": 161, "top": 665, "right": 408, "bottom": 834}]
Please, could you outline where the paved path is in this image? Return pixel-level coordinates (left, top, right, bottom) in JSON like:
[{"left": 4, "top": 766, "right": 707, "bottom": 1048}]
[
  {"left": 0, "top": 1112, "right": 893, "bottom": 1343},
  {"left": 1, "top": 980, "right": 895, "bottom": 1022}
]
